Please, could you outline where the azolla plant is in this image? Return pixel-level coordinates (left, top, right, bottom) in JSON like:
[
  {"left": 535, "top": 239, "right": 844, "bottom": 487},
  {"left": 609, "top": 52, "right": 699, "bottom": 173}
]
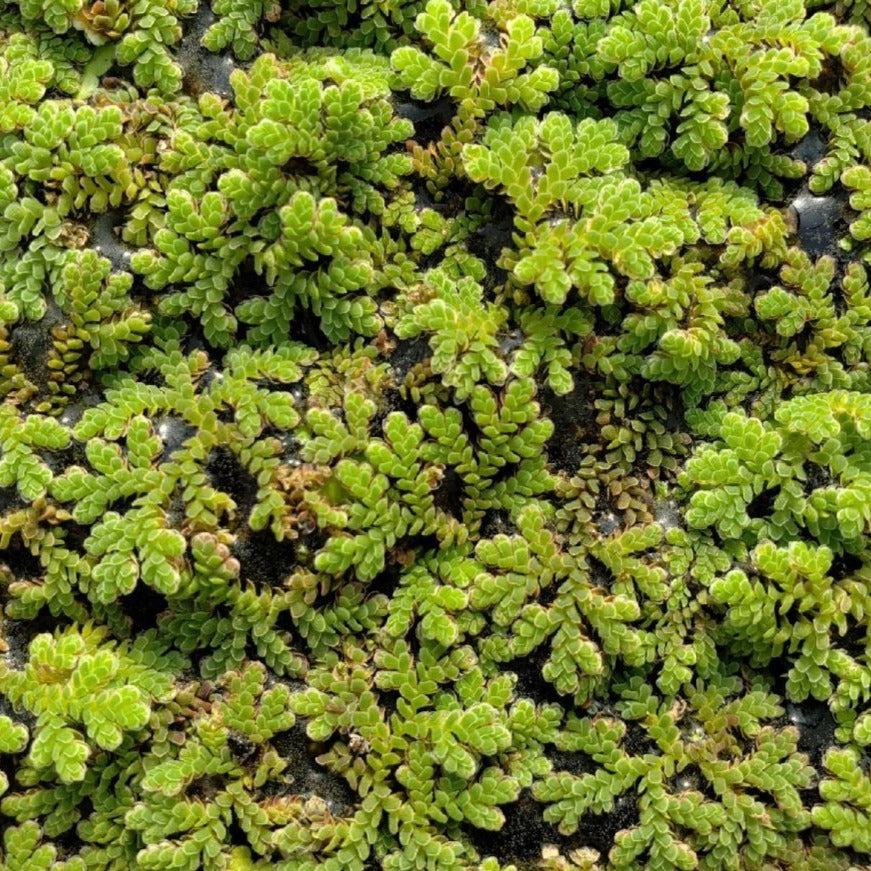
[{"left": 2, "top": 0, "right": 871, "bottom": 869}]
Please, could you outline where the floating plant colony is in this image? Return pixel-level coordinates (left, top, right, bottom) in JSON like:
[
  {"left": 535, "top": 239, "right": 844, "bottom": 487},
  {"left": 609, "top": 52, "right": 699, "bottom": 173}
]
[{"left": 2, "top": 1, "right": 871, "bottom": 870}]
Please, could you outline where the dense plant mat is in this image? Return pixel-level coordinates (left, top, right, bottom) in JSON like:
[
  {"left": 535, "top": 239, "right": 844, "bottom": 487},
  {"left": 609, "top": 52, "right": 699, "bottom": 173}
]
[{"left": 2, "top": 0, "right": 871, "bottom": 868}]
